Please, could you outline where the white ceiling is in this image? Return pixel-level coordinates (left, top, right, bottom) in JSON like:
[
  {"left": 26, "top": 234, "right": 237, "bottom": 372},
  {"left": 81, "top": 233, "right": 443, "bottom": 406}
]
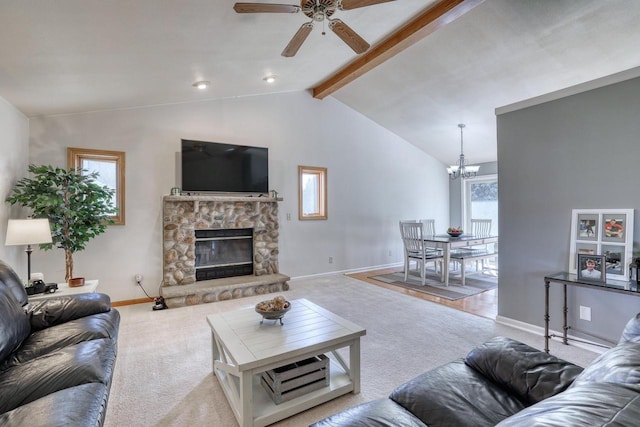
[{"left": 1, "top": 0, "right": 639, "bottom": 166}]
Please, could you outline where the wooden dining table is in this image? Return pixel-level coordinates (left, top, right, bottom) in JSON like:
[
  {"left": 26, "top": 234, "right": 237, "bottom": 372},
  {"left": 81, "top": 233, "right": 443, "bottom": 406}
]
[{"left": 423, "top": 234, "right": 499, "bottom": 286}]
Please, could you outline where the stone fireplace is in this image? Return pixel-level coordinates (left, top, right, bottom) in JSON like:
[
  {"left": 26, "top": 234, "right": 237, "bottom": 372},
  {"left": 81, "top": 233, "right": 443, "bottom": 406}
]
[{"left": 161, "top": 195, "right": 289, "bottom": 308}]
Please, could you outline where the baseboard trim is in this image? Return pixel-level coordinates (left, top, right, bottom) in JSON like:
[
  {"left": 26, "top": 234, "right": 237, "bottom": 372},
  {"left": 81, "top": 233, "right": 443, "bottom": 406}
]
[
  {"left": 290, "top": 263, "right": 403, "bottom": 282},
  {"left": 496, "top": 315, "right": 607, "bottom": 354},
  {"left": 112, "top": 297, "right": 154, "bottom": 307}
]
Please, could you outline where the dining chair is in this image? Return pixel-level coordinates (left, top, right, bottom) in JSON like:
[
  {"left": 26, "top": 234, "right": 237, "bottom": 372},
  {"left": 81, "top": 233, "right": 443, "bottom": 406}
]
[
  {"left": 399, "top": 221, "right": 444, "bottom": 285},
  {"left": 471, "top": 219, "right": 492, "bottom": 237},
  {"left": 419, "top": 219, "right": 443, "bottom": 256},
  {"left": 472, "top": 219, "right": 496, "bottom": 266},
  {"left": 419, "top": 219, "right": 436, "bottom": 236},
  {"left": 450, "top": 219, "right": 498, "bottom": 284}
]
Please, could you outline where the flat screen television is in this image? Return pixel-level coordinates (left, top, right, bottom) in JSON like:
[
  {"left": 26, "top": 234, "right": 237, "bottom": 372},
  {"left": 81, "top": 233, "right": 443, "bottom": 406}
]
[{"left": 181, "top": 140, "right": 268, "bottom": 194}]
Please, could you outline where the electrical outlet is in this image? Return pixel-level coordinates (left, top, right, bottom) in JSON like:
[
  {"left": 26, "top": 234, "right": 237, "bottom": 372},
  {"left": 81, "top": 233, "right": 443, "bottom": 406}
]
[
  {"left": 286, "top": 213, "right": 291, "bottom": 221},
  {"left": 579, "top": 305, "right": 591, "bottom": 321},
  {"left": 135, "top": 274, "right": 143, "bottom": 285},
  {"left": 328, "top": 257, "right": 333, "bottom": 264}
]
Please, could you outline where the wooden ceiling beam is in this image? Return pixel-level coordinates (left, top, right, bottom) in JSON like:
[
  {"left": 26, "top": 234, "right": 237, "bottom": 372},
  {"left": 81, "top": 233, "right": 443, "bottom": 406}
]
[{"left": 312, "top": 0, "right": 485, "bottom": 99}]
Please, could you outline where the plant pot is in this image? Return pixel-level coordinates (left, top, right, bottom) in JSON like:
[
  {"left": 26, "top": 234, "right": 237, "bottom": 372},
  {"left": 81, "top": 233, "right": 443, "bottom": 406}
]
[{"left": 68, "top": 277, "right": 85, "bottom": 287}]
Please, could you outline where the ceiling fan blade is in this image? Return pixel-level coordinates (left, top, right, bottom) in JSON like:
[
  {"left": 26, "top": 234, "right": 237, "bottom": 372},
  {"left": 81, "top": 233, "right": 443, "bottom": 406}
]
[
  {"left": 329, "top": 19, "right": 370, "bottom": 54},
  {"left": 233, "top": 3, "right": 300, "bottom": 13},
  {"left": 339, "top": 0, "right": 395, "bottom": 11},
  {"left": 281, "top": 22, "right": 313, "bottom": 57}
]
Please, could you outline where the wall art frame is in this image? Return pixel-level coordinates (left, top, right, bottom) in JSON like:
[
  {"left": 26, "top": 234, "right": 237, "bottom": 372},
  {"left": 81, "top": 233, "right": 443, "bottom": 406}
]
[{"left": 569, "top": 209, "right": 634, "bottom": 281}]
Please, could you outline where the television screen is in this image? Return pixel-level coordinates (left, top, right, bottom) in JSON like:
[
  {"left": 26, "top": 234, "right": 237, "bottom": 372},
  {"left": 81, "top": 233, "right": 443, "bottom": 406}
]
[{"left": 181, "top": 140, "right": 268, "bottom": 194}]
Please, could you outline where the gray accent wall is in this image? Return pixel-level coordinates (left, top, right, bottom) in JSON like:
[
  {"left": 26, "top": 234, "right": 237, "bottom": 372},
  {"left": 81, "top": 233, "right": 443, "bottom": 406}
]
[{"left": 497, "top": 75, "right": 640, "bottom": 344}]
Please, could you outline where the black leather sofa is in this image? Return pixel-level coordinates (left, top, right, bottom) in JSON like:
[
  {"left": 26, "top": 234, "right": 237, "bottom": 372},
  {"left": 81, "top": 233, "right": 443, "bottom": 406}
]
[
  {"left": 0, "top": 260, "right": 120, "bottom": 427},
  {"left": 312, "top": 314, "right": 640, "bottom": 427}
]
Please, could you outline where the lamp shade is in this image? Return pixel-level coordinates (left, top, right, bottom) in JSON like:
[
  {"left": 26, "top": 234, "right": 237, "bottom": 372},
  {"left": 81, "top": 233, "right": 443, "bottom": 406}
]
[{"left": 5, "top": 219, "right": 53, "bottom": 246}]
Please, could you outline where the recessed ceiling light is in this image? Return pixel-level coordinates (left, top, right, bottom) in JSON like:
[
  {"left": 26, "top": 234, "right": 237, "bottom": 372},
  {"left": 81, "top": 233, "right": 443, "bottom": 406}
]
[
  {"left": 192, "top": 81, "right": 210, "bottom": 90},
  {"left": 263, "top": 75, "right": 277, "bottom": 84}
]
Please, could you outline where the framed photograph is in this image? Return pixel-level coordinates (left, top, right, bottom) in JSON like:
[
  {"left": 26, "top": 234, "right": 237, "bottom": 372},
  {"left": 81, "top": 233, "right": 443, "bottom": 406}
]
[
  {"left": 577, "top": 213, "right": 598, "bottom": 241},
  {"left": 602, "top": 244, "right": 625, "bottom": 275},
  {"left": 577, "top": 254, "right": 605, "bottom": 283},
  {"left": 602, "top": 213, "right": 626, "bottom": 243},
  {"left": 569, "top": 209, "right": 634, "bottom": 280},
  {"left": 574, "top": 242, "right": 598, "bottom": 269}
]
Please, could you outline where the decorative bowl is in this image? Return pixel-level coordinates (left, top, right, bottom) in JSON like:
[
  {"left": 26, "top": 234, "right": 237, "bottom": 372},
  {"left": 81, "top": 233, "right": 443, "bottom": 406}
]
[
  {"left": 255, "top": 300, "right": 291, "bottom": 325},
  {"left": 447, "top": 231, "right": 463, "bottom": 237}
]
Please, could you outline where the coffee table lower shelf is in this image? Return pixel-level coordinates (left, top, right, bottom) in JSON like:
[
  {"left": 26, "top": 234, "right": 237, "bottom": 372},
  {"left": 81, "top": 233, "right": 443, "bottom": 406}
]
[{"left": 216, "top": 357, "right": 352, "bottom": 427}]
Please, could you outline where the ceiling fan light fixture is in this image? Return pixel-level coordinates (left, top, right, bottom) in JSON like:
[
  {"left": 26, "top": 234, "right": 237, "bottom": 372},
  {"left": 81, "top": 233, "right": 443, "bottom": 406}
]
[
  {"left": 192, "top": 81, "right": 210, "bottom": 90},
  {"left": 233, "top": 0, "right": 386, "bottom": 57}
]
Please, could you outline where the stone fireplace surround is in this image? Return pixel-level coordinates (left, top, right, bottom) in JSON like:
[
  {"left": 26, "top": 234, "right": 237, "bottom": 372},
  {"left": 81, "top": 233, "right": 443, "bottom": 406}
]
[{"left": 161, "top": 195, "right": 289, "bottom": 308}]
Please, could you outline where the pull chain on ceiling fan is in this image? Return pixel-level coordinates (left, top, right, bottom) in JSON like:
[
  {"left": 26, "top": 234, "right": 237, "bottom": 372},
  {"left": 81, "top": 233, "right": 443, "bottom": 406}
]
[{"left": 233, "top": 0, "right": 395, "bottom": 57}]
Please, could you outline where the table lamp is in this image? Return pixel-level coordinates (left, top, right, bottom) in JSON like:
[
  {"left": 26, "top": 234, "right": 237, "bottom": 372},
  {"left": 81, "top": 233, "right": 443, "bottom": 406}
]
[{"left": 5, "top": 218, "right": 53, "bottom": 285}]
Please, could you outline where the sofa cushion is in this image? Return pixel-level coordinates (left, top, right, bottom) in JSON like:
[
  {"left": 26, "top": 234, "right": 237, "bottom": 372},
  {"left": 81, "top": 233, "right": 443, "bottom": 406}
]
[
  {"left": 310, "top": 398, "right": 428, "bottom": 427},
  {"left": 0, "top": 338, "right": 116, "bottom": 414},
  {"left": 0, "top": 286, "right": 31, "bottom": 363},
  {"left": 0, "top": 260, "right": 28, "bottom": 307},
  {"left": 464, "top": 336, "right": 583, "bottom": 406},
  {"left": 0, "top": 382, "right": 109, "bottom": 427},
  {"left": 2, "top": 310, "right": 120, "bottom": 368},
  {"left": 390, "top": 359, "right": 525, "bottom": 427},
  {"left": 496, "top": 382, "right": 640, "bottom": 427},
  {"left": 619, "top": 313, "right": 640, "bottom": 344},
  {"left": 571, "top": 341, "right": 640, "bottom": 386}
]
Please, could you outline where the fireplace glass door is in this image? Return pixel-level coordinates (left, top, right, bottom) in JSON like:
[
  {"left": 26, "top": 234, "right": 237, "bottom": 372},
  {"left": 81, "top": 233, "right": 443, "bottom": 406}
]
[{"left": 194, "top": 228, "right": 253, "bottom": 280}]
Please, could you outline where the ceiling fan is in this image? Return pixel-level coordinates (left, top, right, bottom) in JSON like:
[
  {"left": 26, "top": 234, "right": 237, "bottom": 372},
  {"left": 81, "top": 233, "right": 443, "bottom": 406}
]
[{"left": 233, "top": 0, "right": 395, "bottom": 57}]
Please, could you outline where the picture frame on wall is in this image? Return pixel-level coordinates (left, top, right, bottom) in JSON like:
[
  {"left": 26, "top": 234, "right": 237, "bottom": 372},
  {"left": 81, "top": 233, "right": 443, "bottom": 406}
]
[
  {"left": 569, "top": 209, "right": 634, "bottom": 281},
  {"left": 577, "top": 254, "right": 606, "bottom": 283}
]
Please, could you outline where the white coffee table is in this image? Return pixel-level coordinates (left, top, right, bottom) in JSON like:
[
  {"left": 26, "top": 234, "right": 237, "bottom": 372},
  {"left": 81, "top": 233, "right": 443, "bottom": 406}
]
[{"left": 206, "top": 298, "right": 366, "bottom": 427}]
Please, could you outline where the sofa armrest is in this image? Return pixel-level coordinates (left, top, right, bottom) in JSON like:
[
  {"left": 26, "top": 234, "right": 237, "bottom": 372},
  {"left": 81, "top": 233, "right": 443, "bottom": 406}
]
[
  {"left": 26, "top": 293, "right": 112, "bottom": 331},
  {"left": 465, "top": 336, "right": 583, "bottom": 406},
  {"left": 310, "top": 398, "right": 428, "bottom": 427}
]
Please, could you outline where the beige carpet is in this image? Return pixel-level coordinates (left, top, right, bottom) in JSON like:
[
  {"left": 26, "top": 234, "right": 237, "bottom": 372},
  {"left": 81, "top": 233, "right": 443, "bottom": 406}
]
[{"left": 105, "top": 273, "right": 599, "bottom": 427}]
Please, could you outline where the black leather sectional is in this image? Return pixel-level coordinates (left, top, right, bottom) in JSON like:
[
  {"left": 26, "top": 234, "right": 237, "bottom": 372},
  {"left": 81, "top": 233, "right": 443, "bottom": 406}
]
[
  {"left": 312, "top": 314, "right": 640, "bottom": 427},
  {"left": 0, "top": 260, "right": 120, "bottom": 426}
]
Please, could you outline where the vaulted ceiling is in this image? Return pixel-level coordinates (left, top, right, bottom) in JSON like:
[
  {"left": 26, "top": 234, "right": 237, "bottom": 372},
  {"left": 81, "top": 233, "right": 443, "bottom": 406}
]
[{"left": 1, "top": 0, "right": 639, "bottom": 166}]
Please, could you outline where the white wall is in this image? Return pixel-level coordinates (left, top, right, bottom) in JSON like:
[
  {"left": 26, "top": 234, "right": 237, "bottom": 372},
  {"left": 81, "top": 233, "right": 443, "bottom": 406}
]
[
  {"left": 28, "top": 91, "right": 449, "bottom": 302},
  {"left": 0, "top": 95, "right": 30, "bottom": 270}
]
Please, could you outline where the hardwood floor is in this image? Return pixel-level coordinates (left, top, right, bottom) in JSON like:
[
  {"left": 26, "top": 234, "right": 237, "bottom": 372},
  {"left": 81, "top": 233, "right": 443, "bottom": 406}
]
[{"left": 347, "top": 267, "right": 497, "bottom": 320}]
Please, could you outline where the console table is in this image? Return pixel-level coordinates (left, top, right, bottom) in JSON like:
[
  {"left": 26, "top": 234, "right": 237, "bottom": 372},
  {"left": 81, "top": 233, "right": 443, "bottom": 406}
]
[{"left": 543, "top": 272, "right": 639, "bottom": 352}]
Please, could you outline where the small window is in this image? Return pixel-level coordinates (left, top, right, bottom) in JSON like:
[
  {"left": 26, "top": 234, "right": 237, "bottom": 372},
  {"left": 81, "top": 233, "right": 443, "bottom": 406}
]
[
  {"left": 298, "top": 166, "right": 327, "bottom": 220},
  {"left": 67, "top": 147, "right": 126, "bottom": 225}
]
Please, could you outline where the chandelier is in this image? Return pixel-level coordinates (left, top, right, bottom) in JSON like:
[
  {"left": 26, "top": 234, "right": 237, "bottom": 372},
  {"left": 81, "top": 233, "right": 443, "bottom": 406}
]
[{"left": 447, "top": 123, "right": 479, "bottom": 180}]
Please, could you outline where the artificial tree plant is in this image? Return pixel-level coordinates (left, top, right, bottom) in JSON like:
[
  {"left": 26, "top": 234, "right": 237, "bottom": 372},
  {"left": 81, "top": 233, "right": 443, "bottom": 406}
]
[{"left": 6, "top": 164, "right": 115, "bottom": 282}]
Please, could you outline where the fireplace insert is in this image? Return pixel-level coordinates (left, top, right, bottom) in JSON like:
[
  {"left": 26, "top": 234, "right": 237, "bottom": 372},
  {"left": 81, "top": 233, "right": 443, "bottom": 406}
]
[{"left": 194, "top": 228, "right": 254, "bottom": 281}]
